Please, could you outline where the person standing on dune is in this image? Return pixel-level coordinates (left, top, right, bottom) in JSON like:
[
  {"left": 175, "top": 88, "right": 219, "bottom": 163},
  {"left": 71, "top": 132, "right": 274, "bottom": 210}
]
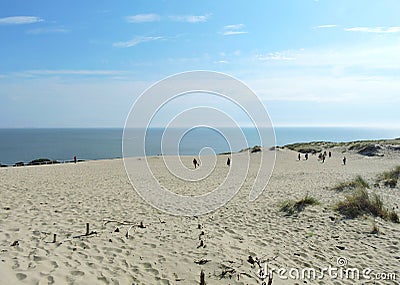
[{"left": 193, "top": 158, "right": 199, "bottom": 169}]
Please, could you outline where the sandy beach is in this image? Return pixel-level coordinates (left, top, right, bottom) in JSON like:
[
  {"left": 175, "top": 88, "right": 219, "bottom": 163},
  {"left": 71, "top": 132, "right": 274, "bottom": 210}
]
[{"left": 1, "top": 146, "right": 399, "bottom": 284}]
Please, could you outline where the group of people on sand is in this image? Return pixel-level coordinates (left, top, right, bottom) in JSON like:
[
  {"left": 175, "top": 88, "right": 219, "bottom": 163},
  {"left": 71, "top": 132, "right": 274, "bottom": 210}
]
[
  {"left": 317, "top": 150, "right": 331, "bottom": 163},
  {"left": 298, "top": 151, "right": 347, "bottom": 165},
  {"left": 192, "top": 157, "right": 231, "bottom": 168}
]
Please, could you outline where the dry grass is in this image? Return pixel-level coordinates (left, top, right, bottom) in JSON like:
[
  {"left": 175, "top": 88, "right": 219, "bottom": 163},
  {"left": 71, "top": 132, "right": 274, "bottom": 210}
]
[
  {"left": 332, "top": 175, "right": 369, "bottom": 192},
  {"left": 335, "top": 188, "right": 399, "bottom": 223},
  {"left": 377, "top": 166, "right": 400, "bottom": 188},
  {"left": 280, "top": 195, "right": 319, "bottom": 216}
]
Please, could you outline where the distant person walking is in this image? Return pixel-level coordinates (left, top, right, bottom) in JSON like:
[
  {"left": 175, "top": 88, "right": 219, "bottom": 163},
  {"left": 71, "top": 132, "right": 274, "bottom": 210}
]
[
  {"left": 305, "top": 153, "right": 309, "bottom": 160},
  {"left": 193, "top": 158, "right": 199, "bottom": 169},
  {"left": 328, "top": 151, "right": 332, "bottom": 158},
  {"left": 322, "top": 154, "right": 326, "bottom": 163},
  {"left": 74, "top": 155, "right": 77, "bottom": 164},
  {"left": 298, "top": 153, "right": 301, "bottom": 161},
  {"left": 343, "top": 156, "right": 346, "bottom": 165},
  {"left": 227, "top": 157, "right": 231, "bottom": 166}
]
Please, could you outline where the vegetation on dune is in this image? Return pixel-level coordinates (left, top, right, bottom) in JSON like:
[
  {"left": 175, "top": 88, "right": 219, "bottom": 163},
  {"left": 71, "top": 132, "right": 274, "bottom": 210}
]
[
  {"left": 283, "top": 141, "right": 338, "bottom": 153},
  {"left": 334, "top": 188, "right": 399, "bottom": 223},
  {"left": 377, "top": 166, "right": 400, "bottom": 188},
  {"left": 283, "top": 138, "right": 400, "bottom": 155},
  {"left": 238, "top": 145, "right": 262, "bottom": 153},
  {"left": 279, "top": 194, "right": 319, "bottom": 216},
  {"left": 332, "top": 175, "right": 369, "bottom": 192},
  {"left": 28, "top": 158, "right": 59, "bottom": 165}
]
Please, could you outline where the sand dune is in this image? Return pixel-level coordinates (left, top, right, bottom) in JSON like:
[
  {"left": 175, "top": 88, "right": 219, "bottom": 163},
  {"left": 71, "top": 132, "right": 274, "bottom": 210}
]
[{"left": 1, "top": 147, "right": 399, "bottom": 284}]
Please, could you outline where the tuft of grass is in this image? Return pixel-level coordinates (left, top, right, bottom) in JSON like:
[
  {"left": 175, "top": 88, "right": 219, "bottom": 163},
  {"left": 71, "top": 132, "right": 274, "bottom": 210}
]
[
  {"left": 377, "top": 166, "right": 400, "bottom": 188},
  {"left": 332, "top": 175, "right": 369, "bottom": 192},
  {"left": 280, "top": 194, "right": 319, "bottom": 216},
  {"left": 387, "top": 210, "right": 400, "bottom": 223},
  {"left": 334, "top": 188, "right": 399, "bottom": 223}
]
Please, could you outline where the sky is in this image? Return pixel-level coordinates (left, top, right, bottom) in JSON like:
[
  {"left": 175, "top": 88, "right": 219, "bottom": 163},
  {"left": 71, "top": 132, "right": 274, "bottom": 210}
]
[{"left": 1, "top": 0, "right": 400, "bottom": 128}]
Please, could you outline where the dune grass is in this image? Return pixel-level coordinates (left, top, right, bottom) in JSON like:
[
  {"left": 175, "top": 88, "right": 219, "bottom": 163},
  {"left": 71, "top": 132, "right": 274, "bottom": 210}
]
[
  {"left": 377, "top": 166, "right": 400, "bottom": 188},
  {"left": 334, "top": 188, "right": 399, "bottom": 223},
  {"left": 332, "top": 175, "right": 369, "bottom": 192},
  {"left": 280, "top": 194, "right": 319, "bottom": 216}
]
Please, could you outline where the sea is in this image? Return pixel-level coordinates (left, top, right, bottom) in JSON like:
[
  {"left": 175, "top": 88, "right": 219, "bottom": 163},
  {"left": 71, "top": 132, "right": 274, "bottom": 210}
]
[{"left": 0, "top": 127, "right": 399, "bottom": 165}]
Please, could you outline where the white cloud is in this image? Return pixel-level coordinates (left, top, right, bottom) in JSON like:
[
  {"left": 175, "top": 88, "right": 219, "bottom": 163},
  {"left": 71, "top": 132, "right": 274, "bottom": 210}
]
[
  {"left": 249, "top": 74, "right": 400, "bottom": 104},
  {"left": 24, "top": 70, "right": 123, "bottom": 76},
  {"left": 224, "top": 24, "right": 245, "bottom": 30},
  {"left": 246, "top": 41, "right": 400, "bottom": 105},
  {"left": 223, "top": 31, "right": 248, "bottom": 36},
  {"left": 344, "top": 26, "right": 400, "bottom": 33},
  {"left": 169, "top": 14, "right": 210, "bottom": 23},
  {"left": 126, "top": 13, "right": 160, "bottom": 23},
  {"left": 0, "top": 16, "right": 43, "bottom": 25},
  {"left": 314, "top": 24, "right": 337, "bottom": 29},
  {"left": 27, "top": 27, "right": 69, "bottom": 34},
  {"left": 222, "top": 24, "right": 247, "bottom": 36},
  {"left": 257, "top": 51, "right": 296, "bottom": 61},
  {"left": 113, "top": 36, "right": 163, "bottom": 48}
]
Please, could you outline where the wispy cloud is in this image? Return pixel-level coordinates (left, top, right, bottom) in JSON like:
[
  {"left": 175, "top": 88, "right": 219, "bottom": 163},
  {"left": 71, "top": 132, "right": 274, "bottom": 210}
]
[
  {"left": 27, "top": 27, "right": 69, "bottom": 34},
  {"left": 113, "top": 36, "right": 163, "bottom": 48},
  {"left": 20, "top": 69, "right": 124, "bottom": 76},
  {"left": 126, "top": 13, "right": 160, "bottom": 23},
  {"left": 344, "top": 26, "right": 400, "bottom": 33},
  {"left": 0, "top": 16, "right": 43, "bottom": 25},
  {"left": 257, "top": 51, "right": 296, "bottom": 61},
  {"left": 314, "top": 24, "right": 337, "bottom": 29},
  {"left": 169, "top": 14, "right": 211, "bottom": 23},
  {"left": 222, "top": 24, "right": 248, "bottom": 35},
  {"left": 215, "top": 60, "right": 229, "bottom": 64}
]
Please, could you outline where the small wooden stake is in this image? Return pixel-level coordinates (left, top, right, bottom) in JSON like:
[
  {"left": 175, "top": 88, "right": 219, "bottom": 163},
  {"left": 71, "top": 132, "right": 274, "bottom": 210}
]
[
  {"left": 200, "top": 269, "right": 205, "bottom": 285},
  {"left": 86, "top": 223, "right": 90, "bottom": 235},
  {"left": 53, "top": 234, "right": 57, "bottom": 243}
]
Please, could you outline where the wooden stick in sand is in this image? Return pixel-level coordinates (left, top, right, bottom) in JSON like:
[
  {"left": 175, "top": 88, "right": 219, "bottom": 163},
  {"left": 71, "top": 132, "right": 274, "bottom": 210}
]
[{"left": 200, "top": 269, "right": 206, "bottom": 285}]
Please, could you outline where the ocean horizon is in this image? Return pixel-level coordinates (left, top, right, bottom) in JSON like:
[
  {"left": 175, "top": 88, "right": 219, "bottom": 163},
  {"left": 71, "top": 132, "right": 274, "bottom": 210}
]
[{"left": 0, "top": 127, "right": 399, "bottom": 165}]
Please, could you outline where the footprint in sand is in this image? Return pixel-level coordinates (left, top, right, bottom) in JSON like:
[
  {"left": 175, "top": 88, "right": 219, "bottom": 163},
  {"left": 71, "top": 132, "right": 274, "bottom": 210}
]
[
  {"left": 47, "top": 275, "right": 55, "bottom": 284},
  {"left": 93, "top": 255, "right": 104, "bottom": 262},
  {"left": 144, "top": 242, "right": 157, "bottom": 248},
  {"left": 33, "top": 255, "right": 46, "bottom": 262},
  {"left": 50, "top": 260, "right": 59, "bottom": 269},
  {"left": 71, "top": 270, "right": 85, "bottom": 276},
  {"left": 16, "top": 273, "right": 27, "bottom": 281},
  {"left": 142, "top": 262, "right": 159, "bottom": 276}
]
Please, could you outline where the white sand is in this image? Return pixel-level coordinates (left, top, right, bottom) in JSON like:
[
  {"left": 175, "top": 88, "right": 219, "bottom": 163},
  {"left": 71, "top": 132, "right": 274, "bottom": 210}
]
[{"left": 1, "top": 148, "right": 399, "bottom": 284}]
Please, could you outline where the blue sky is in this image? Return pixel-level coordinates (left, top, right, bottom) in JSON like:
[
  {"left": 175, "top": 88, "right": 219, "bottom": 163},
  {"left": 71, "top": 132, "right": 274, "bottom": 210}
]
[{"left": 1, "top": 0, "right": 400, "bottom": 128}]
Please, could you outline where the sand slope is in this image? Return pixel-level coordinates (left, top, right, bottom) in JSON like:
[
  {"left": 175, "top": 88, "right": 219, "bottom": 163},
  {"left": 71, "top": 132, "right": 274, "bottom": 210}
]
[{"left": 1, "top": 148, "right": 399, "bottom": 284}]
